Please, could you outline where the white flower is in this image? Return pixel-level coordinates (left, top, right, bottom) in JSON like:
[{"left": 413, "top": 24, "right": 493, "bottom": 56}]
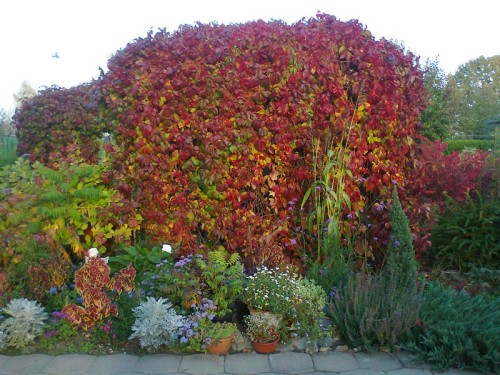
[
  {"left": 162, "top": 243, "right": 172, "bottom": 253},
  {"left": 88, "top": 248, "right": 99, "bottom": 258}
]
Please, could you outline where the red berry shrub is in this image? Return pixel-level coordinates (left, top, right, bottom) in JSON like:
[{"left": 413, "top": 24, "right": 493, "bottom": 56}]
[
  {"left": 13, "top": 83, "right": 105, "bottom": 167},
  {"left": 100, "top": 14, "right": 425, "bottom": 263}
]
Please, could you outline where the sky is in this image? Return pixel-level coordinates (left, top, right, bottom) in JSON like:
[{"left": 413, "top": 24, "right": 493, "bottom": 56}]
[{"left": 1, "top": 0, "right": 499, "bottom": 112}]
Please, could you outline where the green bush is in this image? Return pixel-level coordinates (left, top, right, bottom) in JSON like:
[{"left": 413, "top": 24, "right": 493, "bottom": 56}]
[
  {"left": 0, "top": 137, "right": 17, "bottom": 167},
  {"left": 329, "top": 189, "right": 423, "bottom": 350},
  {"left": 429, "top": 190, "right": 500, "bottom": 271},
  {"left": 444, "top": 139, "right": 494, "bottom": 154},
  {"left": 403, "top": 281, "right": 500, "bottom": 373}
]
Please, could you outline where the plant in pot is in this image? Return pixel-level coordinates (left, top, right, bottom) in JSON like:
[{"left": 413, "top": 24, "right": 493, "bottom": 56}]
[
  {"left": 178, "top": 298, "right": 237, "bottom": 354},
  {"left": 244, "top": 313, "right": 280, "bottom": 354},
  {"left": 241, "top": 266, "right": 298, "bottom": 322}
]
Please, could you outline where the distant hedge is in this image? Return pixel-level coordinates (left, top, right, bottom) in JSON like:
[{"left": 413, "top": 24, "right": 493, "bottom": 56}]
[{"left": 444, "top": 139, "right": 495, "bottom": 154}]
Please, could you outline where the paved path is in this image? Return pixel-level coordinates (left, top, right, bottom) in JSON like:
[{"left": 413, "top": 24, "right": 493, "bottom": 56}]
[{"left": 0, "top": 351, "right": 481, "bottom": 375}]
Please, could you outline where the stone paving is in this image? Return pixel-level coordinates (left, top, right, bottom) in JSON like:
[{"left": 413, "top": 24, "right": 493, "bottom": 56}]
[{"left": 0, "top": 351, "right": 482, "bottom": 375}]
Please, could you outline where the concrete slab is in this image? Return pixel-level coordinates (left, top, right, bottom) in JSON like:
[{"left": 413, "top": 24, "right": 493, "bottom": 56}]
[
  {"left": 312, "top": 352, "right": 359, "bottom": 372},
  {"left": 87, "top": 354, "right": 138, "bottom": 374},
  {"left": 133, "top": 354, "right": 182, "bottom": 374},
  {"left": 439, "top": 370, "right": 483, "bottom": 375},
  {"left": 0, "top": 354, "right": 53, "bottom": 375},
  {"left": 224, "top": 353, "right": 270, "bottom": 374},
  {"left": 354, "top": 353, "right": 402, "bottom": 371},
  {"left": 269, "top": 352, "right": 314, "bottom": 374},
  {"left": 179, "top": 354, "right": 225, "bottom": 374},
  {"left": 394, "top": 352, "right": 430, "bottom": 370},
  {"left": 339, "top": 369, "right": 385, "bottom": 375},
  {"left": 387, "top": 369, "right": 433, "bottom": 375},
  {"left": 39, "top": 354, "right": 95, "bottom": 375}
]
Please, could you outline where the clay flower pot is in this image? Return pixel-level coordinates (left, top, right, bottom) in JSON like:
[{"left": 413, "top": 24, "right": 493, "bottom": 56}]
[
  {"left": 251, "top": 337, "right": 280, "bottom": 354},
  {"left": 207, "top": 335, "right": 234, "bottom": 355}
]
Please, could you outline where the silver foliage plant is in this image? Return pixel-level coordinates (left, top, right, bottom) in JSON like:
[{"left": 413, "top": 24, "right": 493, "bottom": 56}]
[
  {"left": 0, "top": 298, "right": 48, "bottom": 348},
  {"left": 129, "top": 297, "right": 186, "bottom": 350}
]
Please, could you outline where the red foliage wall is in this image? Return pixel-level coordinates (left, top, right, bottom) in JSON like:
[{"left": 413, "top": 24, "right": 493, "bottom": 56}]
[
  {"left": 100, "top": 14, "right": 426, "bottom": 263},
  {"left": 14, "top": 83, "right": 105, "bottom": 167}
]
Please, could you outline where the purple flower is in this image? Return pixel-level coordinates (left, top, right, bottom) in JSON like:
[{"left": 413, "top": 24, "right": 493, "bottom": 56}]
[
  {"left": 376, "top": 203, "right": 385, "bottom": 212},
  {"left": 393, "top": 240, "right": 400, "bottom": 248},
  {"left": 290, "top": 239, "right": 297, "bottom": 245},
  {"left": 49, "top": 286, "right": 58, "bottom": 295},
  {"left": 180, "top": 336, "right": 188, "bottom": 344},
  {"left": 44, "top": 330, "right": 58, "bottom": 338},
  {"left": 347, "top": 213, "right": 353, "bottom": 220}
]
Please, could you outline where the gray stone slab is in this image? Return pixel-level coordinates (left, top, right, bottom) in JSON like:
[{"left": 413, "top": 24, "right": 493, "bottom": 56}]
[
  {"left": 394, "top": 352, "right": 430, "bottom": 370},
  {"left": 354, "top": 353, "right": 402, "bottom": 371},
  {"left": 339, "top": 370, "right": 385, "bottom": 375},
  {"left": 179, "top": 354, "right": 225, "bottom": 374},
  {"left": 387, "top": 369, "right": 433, "bottom": 375},
  {"left": 225, "top": 353, "right": 270, "bottom": 374},
  {"left": 269, "top": 352, "right": 314, "bottom": 374},
  {"left": 134, "top": 354, "right": 182, "bottom": 374},
  {"left": 438, "top": 370, "right": 482, "bottom": 375},
  {"left": 40, "top": 354, "right": 96, "bottom": 375},
  {"left": 312, "top": 352, "right": 359, "bottom": 372},
  {"left": 1, "top": 354, "right": 53, "bottom": 374},
  {"left": 87, "top": 354, "right": 139, "bottom": 374}
]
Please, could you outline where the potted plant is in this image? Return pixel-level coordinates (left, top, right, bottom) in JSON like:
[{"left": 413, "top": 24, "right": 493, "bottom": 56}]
[
  {"left": 205, "top": 321, "right": 237, "bottom": 355},
  {"left": 241, "top": 266, "right": 297, "bottom": 319},
  {"left": 244, "top": 313, "right": 280, "bottom": 354}
]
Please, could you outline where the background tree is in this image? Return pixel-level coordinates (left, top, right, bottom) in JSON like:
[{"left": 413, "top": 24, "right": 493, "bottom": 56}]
[
  {"left": 419, "top": 57, "right": 454, "bottom": 140},
  {"left": 0, "top": 109, "right": 15, "bottom": 138},
  {"left": 447, "top": 55, "right": 500, "bottom": 137},
  {"left": 13, "top": 80, "right": 37, "bottom": 106}
]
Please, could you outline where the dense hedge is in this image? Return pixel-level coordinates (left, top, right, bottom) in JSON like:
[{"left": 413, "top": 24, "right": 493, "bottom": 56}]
[
  {"left": 13, "top": 83, "right": 105, "bottom": 167},
  {"left": 444, "top": 139, "right": 495, "bottom": 154},
  {"left": 100, "top": 14, "right": 426, "bottom": 262}
]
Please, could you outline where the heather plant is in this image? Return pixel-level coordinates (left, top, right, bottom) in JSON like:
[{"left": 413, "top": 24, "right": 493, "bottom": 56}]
[
  {"left": 129, "top": 297, "right": 185, "bottom": 351},
  {"left": 428, "top": 190, "right": 500, "bottom": 271},
  {"left": 62, "top": 255, "right": 136, "bottom": 330},
  {"left": 329, "top": 190, "right": 423, "bottom": 350},
  {"left": 330, "top": 271, "right": 422, "bottom": 351},
  {"left": 403, "top": 281, "right": 500, "bottom": 373},
  {"left": 0, "top": 298, "right": 48, "bottom": 348}
]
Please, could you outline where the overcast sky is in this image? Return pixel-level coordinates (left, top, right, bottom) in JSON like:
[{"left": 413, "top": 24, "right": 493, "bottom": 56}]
[{"left": 1, "top": 0, "right": 498, "bottom": 112}]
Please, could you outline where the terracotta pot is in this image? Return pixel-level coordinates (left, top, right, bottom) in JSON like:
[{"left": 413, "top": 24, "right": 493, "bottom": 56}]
[
  {"left": 207, "top": 335, "right": 234, "bottom": 355},
  {"left": 252, "top": 337, "right": 280, "bottom": 354}
]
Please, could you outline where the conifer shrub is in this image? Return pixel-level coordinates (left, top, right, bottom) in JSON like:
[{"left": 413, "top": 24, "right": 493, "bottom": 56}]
[
  {"left": 329, "top": 188, "right": 423, "bottom": 350},
  {"left": 428, "top": 190, "right": 500, "bottom": 271},
  {"left": 100, "top": 14, "right": 426, "bottom": 261},
  {"left": 403, "top": 281, "right": 500, "bottom": 373}
]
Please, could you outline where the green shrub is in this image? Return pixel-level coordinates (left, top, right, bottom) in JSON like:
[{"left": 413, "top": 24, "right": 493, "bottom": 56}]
[
  {"left": 445, "top": 139, "right": 494, "bottom": 154},
  {"left": 330, "top": 271, "right": 422, "bottom": 351},
  {"left": 0, "top": 137, "right": 17, "bottom": 167},
  {"left": 329, "top": 189, "right": 423, "bottom": 350},
  {"left": 429, "top": 190, "right": 500, "bottom": 271},
  {"left": 403, "top": 281, "right": 500, "bottom": 373}
]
